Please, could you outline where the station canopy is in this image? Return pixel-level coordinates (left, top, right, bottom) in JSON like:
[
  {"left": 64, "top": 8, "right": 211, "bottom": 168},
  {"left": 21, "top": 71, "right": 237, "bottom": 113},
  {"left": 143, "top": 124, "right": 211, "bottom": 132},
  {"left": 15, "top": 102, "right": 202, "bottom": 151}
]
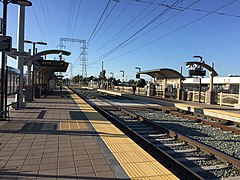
[
  {"left": 35, "top": 60, "right": 69, "bottom": 79},
  {"left": 137, "top": 68, "right": 185, "bottom": 80}
]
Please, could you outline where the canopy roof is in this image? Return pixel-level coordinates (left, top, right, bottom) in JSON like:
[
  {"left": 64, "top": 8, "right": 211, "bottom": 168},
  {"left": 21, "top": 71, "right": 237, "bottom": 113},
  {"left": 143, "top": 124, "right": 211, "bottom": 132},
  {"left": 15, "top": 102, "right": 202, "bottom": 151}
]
[
  {"left": 36, "top": 61, "right": 69, "bottom": 79},
  {"left": 185, "top": 61, "right": 218, "bottom": 76},
  {"left": 137, "top": 68, "right": 185, "bottom": 80}
]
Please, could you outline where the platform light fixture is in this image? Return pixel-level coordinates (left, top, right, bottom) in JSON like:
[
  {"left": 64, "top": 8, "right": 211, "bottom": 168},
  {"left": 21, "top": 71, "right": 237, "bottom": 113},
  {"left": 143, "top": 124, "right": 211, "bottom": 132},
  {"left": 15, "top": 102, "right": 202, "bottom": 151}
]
[
  {"left": 24, "top": 40, "right": 47, "bottom": 100},
  {"left": 193, "top": 55, "right": 203, "bottom": 62},
  {"left": 193, "top": 55, "right": 204, "bottom": 103},
  {"left": 10, "top": 0, "right": 32, "bottom": 6},
  {"left": 120, "top": 70, "right": 124, "bottom": 91},
  {"left": 135, "top": 67, "right": 141, "bottom": 72},
  {"left": 120, "top": 70, "right": 124, "bottom": 79}
]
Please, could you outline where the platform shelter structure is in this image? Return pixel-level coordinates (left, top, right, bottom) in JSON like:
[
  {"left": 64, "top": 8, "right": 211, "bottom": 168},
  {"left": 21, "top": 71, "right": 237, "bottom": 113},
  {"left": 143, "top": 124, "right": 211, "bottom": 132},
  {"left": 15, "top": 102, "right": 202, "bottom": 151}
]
[
  {"left": 137, "top": 68, "right": 185, "bottom": 100},
  {"left": 7, "top": 49, "right": 71, "bottom": 104},
  {"left": 22, "top": 49, "right": 70, "bottom": 101}
]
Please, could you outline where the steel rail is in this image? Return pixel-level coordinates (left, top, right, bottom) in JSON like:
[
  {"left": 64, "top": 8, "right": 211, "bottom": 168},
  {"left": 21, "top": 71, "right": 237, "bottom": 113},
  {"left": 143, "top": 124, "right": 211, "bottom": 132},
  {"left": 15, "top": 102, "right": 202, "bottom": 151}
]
[
  {"left": 120, "top": 108, "right": 240, "bottom": 170},
  {"left": 70, "top": 88, "right": 204, "bottom": 179}
]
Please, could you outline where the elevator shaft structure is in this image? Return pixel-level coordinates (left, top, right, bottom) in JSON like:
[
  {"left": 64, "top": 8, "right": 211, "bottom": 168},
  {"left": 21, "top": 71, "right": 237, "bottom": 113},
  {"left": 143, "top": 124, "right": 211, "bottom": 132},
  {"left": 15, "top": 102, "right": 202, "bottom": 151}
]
[{"left": 59, "top": 38, "right": 88, "bottom": 82}]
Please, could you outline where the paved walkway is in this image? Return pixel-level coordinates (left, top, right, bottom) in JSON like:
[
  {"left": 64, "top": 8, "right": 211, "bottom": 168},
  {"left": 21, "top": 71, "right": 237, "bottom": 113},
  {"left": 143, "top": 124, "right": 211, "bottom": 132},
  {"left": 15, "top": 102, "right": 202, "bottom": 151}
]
[
  {"left": 0, "top": 90, "right": 127, "bottom": 179},
  {"left": 0, "top": 88, "right": 178, "bottom": 180}
]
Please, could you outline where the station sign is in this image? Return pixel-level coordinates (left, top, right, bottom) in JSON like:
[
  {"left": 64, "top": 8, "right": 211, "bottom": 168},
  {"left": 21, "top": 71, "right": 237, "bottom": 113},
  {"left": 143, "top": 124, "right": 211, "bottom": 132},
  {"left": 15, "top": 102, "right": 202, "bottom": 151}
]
[
  {"left": 189, "top": 69, "right": 206, "bottom": 77},
  {"left": 35, "top": 60, "right": 65, "bottom": 67},
  {"left": 0, "top": 35, "right": 12, "bottom": 52}
]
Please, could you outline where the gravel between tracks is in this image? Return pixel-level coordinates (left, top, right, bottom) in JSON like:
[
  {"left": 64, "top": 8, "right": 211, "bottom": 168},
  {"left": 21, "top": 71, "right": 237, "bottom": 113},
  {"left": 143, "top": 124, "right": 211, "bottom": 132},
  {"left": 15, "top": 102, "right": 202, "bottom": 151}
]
[{"left": 135, "top": 110, "right": 240, "bottom": 159}]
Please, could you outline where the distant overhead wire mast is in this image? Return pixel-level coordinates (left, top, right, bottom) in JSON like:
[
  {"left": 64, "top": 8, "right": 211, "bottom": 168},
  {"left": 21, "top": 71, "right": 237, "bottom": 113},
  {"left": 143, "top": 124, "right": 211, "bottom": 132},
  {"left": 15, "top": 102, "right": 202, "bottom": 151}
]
[{"left": 59, "top": 38, "right": 88, "bottom": 81}]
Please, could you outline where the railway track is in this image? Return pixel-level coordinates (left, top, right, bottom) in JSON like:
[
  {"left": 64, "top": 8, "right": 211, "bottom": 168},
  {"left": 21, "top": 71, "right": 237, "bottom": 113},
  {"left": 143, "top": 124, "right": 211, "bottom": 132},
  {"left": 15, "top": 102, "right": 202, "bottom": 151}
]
[{"left": 71, "top": 88, "right": 240, "bottom": 179}]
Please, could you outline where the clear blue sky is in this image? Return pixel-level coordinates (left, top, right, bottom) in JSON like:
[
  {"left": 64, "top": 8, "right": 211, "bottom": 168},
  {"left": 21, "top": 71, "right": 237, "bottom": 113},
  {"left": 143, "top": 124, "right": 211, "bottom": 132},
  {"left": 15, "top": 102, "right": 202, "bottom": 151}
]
[{"left": 2, "top": 0, "right": 240, "bottom": 81}]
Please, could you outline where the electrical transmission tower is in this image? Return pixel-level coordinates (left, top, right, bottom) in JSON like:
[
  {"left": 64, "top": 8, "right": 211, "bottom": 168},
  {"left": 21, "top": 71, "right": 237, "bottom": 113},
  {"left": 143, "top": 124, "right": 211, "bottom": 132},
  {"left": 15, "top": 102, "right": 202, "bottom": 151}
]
[{"left": 59, "top": 38, "right": 88, "bottom": 83}]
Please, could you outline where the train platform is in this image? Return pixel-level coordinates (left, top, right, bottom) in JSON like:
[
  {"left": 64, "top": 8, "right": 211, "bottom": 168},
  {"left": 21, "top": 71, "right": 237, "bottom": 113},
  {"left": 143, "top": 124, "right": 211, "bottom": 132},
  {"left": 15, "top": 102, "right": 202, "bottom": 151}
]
[
  {"left": 97, "top": 89, "right": 240, "bottom": 123},
  {"left": 0, "top": 87, "right": 178, "bottom": 179}
]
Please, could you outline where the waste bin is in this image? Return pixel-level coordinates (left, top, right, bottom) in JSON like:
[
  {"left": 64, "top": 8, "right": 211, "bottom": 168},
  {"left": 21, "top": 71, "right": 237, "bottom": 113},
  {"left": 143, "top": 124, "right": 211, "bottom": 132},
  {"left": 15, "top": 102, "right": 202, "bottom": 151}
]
[
  {"left": 35, "top": 86, "right": 41, "bottom": 98},
  {"left": 25, "top": 85, "right": 33, "bottom": 102}
]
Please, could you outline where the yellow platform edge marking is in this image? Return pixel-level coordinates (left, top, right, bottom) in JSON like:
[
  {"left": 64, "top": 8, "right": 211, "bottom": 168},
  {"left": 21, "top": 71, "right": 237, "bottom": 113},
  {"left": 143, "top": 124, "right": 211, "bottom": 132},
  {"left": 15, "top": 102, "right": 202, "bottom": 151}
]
[{"left": 67, "top": 87, "right": 178, "bottom": 180}]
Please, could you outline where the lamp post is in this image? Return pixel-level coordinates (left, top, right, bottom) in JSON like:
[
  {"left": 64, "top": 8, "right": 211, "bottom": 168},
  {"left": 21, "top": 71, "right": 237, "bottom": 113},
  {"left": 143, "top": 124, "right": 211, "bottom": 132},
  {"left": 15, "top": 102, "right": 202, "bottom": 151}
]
[
  {"left": 24, "top": 40, "right": 47, "bottom": 99},
  {"left": 193, "top": 55, "right": 203, "bottom": 103},
  {"left": 0, "top": 0, "right": 32, "bottom": 118},
  {"left": 135, "top": 67, "right": 141, "bottom": 73},
  {"left": 110, "top": 72, "right": 114, "bottom": 90},
  {"left": 120, "top": 70, "right": 124, "bottom": 91},
  {"left": 24, "top": 40, "right": 47, "bottom": 86},
  {"left": 135, "top": 67, "right": 141, "bottom": 94}
]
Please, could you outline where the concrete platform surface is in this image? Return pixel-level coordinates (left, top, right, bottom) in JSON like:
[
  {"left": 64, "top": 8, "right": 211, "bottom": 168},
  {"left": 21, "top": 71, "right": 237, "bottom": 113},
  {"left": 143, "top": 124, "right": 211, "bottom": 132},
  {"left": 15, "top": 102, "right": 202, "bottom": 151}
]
[{"left": 0, "top": 88, "right": 178, "bottom": 180}]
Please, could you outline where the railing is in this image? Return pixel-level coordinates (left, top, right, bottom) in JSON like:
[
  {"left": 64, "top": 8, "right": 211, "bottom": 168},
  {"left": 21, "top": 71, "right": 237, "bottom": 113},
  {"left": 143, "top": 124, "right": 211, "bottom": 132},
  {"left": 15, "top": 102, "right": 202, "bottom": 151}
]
[
  {"left": 187, "top": 91, "right": 239, "bottom": 106},
  {"left": 218, "top": 92, "right": 239, "bottom": 106},
  {"left": 187, "top": 91, "right": 206, "bottom": 103},
  {"left": 113, "top": 86, "right": 146, "bottom": 95}
]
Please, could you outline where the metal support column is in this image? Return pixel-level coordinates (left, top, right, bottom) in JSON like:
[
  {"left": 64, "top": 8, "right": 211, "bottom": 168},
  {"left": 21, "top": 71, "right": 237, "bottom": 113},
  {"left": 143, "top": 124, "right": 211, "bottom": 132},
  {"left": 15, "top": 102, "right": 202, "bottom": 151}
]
[
  {"left": 16, "top": 5, "right": 26, "bottom": 109},
  {"left": 0, "top": 0, "right": 8, "bottom": 118}
]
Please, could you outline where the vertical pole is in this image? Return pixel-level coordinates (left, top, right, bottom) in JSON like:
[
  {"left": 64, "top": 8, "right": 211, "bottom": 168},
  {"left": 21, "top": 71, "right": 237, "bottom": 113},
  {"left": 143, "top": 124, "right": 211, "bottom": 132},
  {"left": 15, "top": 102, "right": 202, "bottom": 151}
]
[
  {"left": 4, "top": 66, "right": 8, "bottom": 114},
  {"left": 101, "top": 61, "right": 103, "bottom": 88},
  {"left": 220, "top": 92, "right": 222, "bottom": 106},
  {"left": 209, "top": 63, "right": 214, "bottom": 92},
  {"left": 209, "top": 63, "right": 214, "bottom": 104},
  {"left": 16, "top": 5, "right": 25, "bottom": 108},
  {"left": 238, "top": 84, "right": 240, "bottom": 105},
  {"left": 199, "top": 77, "right": 201, "bottom": 103},
  {"left": 27, "top": 49, "right": 32, "bottom": 85},
  {"left": 32, "top": 43, "right": 35, "bottom": 99},
  {"left": 0, "top": 0, "right": 7, "bottom": 118}
]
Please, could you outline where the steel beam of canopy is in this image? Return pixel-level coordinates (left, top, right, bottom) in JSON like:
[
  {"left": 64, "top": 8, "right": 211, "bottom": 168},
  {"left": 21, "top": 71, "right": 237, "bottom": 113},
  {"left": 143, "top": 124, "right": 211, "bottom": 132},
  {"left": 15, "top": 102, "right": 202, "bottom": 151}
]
[
  {"left": 185, "top": 61, "right": 218, "bottom": 76},
  {"left": 24, "top": 49, "right": 71, "bottom": 65}
]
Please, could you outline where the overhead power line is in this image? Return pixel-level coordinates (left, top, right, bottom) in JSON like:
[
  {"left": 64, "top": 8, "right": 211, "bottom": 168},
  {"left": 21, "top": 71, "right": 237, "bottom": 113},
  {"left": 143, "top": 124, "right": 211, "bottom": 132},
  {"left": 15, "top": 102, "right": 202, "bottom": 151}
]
[
  {"left": 32, "top": 6, "right": 47, "bottom": 42},
  {"left": 93, "top": 0, "right": 158, "bottom": 54},
  {"left": 138, "top": 0, "right": 240, "bottom": 18},
  {"left": 76, "top": 0, "right": 94, "bottom": 37},
  {"left": 108, "top": 0, "right": 200, "bottom": 53},
  {"left": 44, "top": 0, "right": 55, "bottom": 42},
  {"left": 87, "top": 0, "right": 112, "bottom": 46},
  {"left": 90, "top": 0, "right": 120, "bottom": 45},
  {"left": 67, "top": 0, "right": 77, "bottom": 37},
  {"left": 40, "top": 0, "right": 54, "bottom": 46},
  {"left": 101, "top": 0, "right": 239, "bottom": 63},
  {"left": 91, "top": 0, "right": 182, "bottom": 63},
  {"left": 71, "top": 0, "right": 82, "bottom": 38}
]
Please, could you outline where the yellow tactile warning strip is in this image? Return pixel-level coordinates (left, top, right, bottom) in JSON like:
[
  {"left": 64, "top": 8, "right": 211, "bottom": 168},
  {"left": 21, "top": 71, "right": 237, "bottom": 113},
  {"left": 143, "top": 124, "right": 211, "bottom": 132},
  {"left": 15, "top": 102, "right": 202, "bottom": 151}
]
[
  {"left": 67, "top": 87, "right": 178, "bottom": 180},
  {"left": 59, "top": 120, "right": 88, "bottom": 130}
]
